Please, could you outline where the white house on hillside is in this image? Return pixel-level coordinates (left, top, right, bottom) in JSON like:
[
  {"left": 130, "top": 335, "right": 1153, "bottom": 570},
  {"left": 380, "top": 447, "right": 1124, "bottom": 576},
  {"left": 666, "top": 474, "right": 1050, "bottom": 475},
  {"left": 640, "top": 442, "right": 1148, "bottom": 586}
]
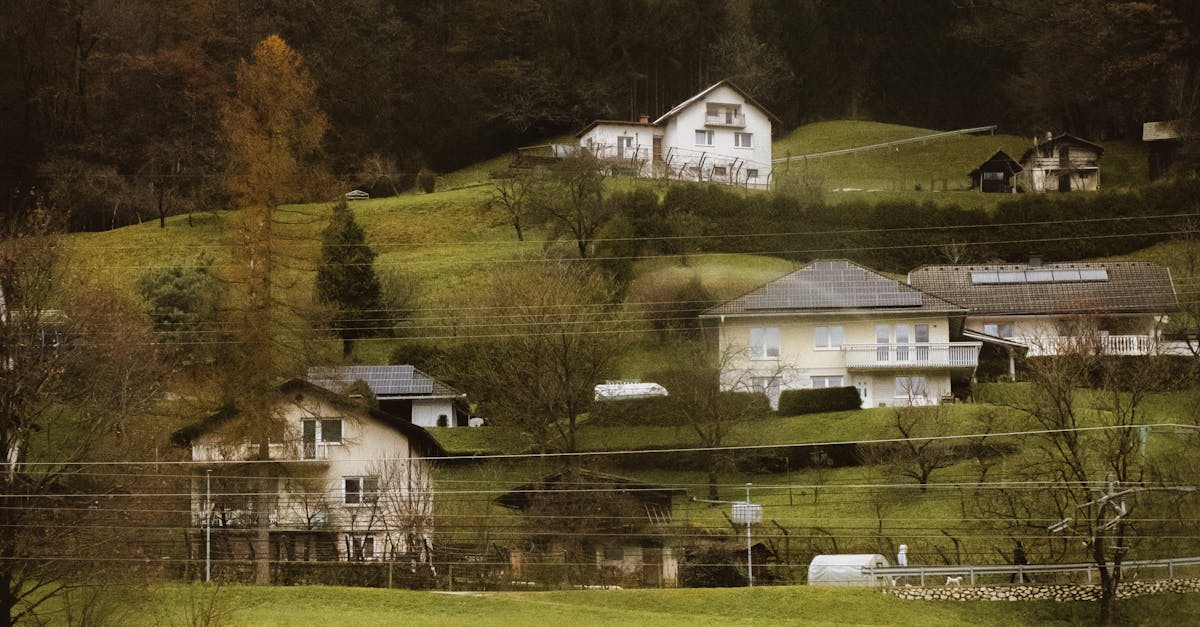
[
  {"left": 575, "top": 80, "right": 777, "bottom": 188},
  {"left": 173, "top": 379, "right": 445, "bottom": 566},
  {"left": 1018, "top": 134, "right": 1103, "bottom": 192},
  {"left": 308, "top": 365, "right": 472, "bottom": 428},
  {"left": 702, "top": 260, "right": 981, "bottom": 409}
]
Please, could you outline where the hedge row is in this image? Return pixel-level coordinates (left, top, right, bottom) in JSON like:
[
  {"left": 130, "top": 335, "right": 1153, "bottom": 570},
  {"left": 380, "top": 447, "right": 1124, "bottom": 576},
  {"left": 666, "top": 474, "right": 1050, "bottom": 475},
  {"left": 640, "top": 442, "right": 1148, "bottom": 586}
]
[
  {"left": 587, "top": 391, "right": 771, "bottom": 427},
  {"left": 777, "top": 386, "right": 862, "bottom": 416}
]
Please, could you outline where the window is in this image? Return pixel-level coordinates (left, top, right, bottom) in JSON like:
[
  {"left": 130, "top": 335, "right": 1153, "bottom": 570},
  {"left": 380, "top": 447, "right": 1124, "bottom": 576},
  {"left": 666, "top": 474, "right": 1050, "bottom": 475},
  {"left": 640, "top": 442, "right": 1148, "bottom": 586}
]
[
  {"left": 983, "top": 323, "right": 1013, "bottom": 338},
  {"left": 751, "top": 376, "right": 781, "bottom": 410},
  {"left": 895, "top": 324, "right": 910, "bottom": 360},
  {"left": 436, "top": 415, "right": 448, "bottom": 427},
  {"left": 982, "top": 171, "right": 1004, "bottom": 181},
  {"left": 876, "top": 324, "right": 891, "bottom": 361},
  {"left": 814, "top": 325, "right": 844, "bottom": 349},
  {"left": 915, "top": 324, "right": 930, "bottom": 361},
  {"left": 302, "top": 418, "right": 342, "bottom": 459},
  {"left": 811, "top": 376, "right": 844, "bottom": 388},
  {"left": 603, "top": 546, "right": 624, "bottom": 561},
  {"left": 734, "top": 132, "right": 753, "bottom": 148},
  {"left": 749, "top": 327, "right": 780, "bottom": 359},
  {"left": 344, "top": 476, "right": 379, "bottom": 506},
  {"left": 712, "top": 165, "right": 727, "bottom": 177},
  {"left": 350, "top": 535, "right": 376, "bottom": 560},
  {"left": 695, "top": 130, "right": 714, "bottom": 146},
  {"left": 746, "top": 168, "right": 759, "bottom": 179},
  {"left": 895, "top": 376, "right": 927, "bottom": 398}
]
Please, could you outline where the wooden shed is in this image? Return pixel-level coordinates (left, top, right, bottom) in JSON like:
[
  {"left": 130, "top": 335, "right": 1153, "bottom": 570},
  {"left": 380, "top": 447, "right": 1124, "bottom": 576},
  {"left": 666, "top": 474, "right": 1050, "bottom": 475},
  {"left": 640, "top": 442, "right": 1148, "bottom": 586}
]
[{"left": 968, "top": 150, "right": 1022, "bottom": 193}]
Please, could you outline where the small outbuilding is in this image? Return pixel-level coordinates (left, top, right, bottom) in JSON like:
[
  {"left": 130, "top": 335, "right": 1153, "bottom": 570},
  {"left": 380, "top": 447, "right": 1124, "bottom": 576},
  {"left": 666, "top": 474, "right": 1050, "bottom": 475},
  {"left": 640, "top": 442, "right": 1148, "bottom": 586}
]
[
  {"left": 968, "top": 150, "right": 1022, "bottom": 193},
  {"left": 1018, "top": 134, "right": 1103, "bottom": 192},
  {"left": 807, "top": 554, "right": 893, "bottom": 587}
]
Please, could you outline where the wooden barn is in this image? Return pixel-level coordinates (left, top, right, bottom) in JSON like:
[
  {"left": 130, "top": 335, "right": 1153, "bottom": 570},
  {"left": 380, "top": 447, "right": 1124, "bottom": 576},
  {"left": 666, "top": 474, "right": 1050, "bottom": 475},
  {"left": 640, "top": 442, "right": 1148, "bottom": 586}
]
[
  {"left": 968, "top": 150, "right": 1022, "bottom": 193},
  {"left": 1018, "top": 134, "right": 1103, "bottom": 192}
]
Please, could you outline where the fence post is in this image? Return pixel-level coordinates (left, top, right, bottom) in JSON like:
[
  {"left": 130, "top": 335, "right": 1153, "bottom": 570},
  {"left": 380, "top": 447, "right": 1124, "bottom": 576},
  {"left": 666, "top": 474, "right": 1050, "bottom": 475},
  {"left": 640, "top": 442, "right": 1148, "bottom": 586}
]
[
  {"left": 388, "top": 560, "right": 393, "bottom": 589},
  {"left": 969, "top": 568, "right": 975, "bottom": 586}
]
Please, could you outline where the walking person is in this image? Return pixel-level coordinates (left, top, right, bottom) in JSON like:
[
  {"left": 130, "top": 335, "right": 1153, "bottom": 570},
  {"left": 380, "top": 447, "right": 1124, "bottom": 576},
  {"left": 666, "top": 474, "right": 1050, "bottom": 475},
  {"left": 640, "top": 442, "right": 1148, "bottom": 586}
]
[{"left": 1010, "top": 540, "right": 1032, "bottom": 584}]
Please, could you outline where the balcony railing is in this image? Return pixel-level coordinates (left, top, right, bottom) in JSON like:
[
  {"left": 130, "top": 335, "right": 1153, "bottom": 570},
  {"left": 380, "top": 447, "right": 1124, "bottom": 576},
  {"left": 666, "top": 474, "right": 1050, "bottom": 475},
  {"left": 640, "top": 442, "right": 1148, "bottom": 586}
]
[
  {"left": 1018, "top": 335, "right": 1154, "bottom": 357},
  {"left": 192, "top": 441, "right": 331, "bottom": 463},
  {"left": 705, "top": 112, "right": 746, "bottom": 127},
  {"left": 843, "top": 342, "right": 981, "bottom": 369}
]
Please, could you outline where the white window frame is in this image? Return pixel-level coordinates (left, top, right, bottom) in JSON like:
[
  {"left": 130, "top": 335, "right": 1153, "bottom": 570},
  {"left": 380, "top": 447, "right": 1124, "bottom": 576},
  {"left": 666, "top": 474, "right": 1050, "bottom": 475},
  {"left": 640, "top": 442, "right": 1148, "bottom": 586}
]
[
  {"left": 894, "top": 376, "right": 928, "bottom": 399},
  {"left": 983, "top": 322, "right": 1013, "bottom": 338},
  {"left": 734, "top": 132, "right": 753, "bottom": 148},
  {"left": 343, "top": 476, "right": 379, "bottom": 506},
  {"left": 746, "top": 168, "right": 759, "bottom": 179},
  {"left": 711, "top": 165, "right": 728, "bottom": 177},
  {"left": 749, "top": 327, "right": 780, "bottom": 360},
  {"left": 814, "top": 325, "right": 844, "bottom": 350},
  {"left": 695, "top": 130, "right": 714, "bottom": 146},
  {"left": 811, "top": 375, "right": 844, "bottom": 389}
]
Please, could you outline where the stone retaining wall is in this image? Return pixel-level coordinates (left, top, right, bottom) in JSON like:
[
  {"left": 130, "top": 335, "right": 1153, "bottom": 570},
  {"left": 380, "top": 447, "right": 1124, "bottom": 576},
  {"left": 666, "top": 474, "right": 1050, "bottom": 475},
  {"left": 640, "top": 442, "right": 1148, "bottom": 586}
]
[{"left": 887, "top": 577, "right": 1200, "bottom": 602}]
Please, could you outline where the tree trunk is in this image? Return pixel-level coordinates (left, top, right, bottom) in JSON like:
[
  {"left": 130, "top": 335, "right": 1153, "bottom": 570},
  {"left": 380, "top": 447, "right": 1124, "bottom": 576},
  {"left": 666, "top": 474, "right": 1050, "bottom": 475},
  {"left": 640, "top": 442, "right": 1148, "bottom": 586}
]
[
  {"left": 254, "top": 449, "right": 272, "bottom": 585},
  {"left": 342, "top": 336, "right": 353, "bottom": 359}
]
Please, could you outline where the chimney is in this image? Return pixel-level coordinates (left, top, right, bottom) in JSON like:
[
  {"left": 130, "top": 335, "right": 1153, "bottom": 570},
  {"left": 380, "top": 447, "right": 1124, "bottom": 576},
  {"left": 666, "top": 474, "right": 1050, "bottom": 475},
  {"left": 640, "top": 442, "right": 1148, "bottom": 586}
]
[{"left": 638, "top": 114, "right": 649, "bottom": 124}]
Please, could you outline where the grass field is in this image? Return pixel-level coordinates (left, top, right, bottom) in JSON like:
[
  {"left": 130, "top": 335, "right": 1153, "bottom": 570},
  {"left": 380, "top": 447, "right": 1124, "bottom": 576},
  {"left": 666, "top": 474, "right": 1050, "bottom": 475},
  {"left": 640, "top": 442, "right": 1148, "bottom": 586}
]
[{"left": 100, "top": 583, "right": 1200, "bottom": 626}]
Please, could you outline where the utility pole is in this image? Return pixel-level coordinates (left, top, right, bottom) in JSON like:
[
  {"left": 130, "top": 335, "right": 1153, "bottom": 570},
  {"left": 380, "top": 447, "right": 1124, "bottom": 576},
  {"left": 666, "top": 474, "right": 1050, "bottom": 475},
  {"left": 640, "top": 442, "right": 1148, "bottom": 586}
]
[
  {"left": 205, "top": 469, "right": 212, "bottom": 583},
  {"left": 746, "top": 483, "right": 753, "bottom": 587}
]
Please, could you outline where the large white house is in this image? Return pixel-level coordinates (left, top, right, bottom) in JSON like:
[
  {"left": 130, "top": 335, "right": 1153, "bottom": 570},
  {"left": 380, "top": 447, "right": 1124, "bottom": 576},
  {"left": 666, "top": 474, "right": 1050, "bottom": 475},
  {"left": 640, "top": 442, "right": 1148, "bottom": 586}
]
[
  {"left": 908, "top": 261, "right": 1178, "bottom": 368},
  {"left": 174, "top": 379, "right": 445, "bottom": 567},
  {"left": 702, "top": 260, "right": 981, "bottom": 409},
  {"left": 575, "top": 80, "right": 777, "bottom": 188}
]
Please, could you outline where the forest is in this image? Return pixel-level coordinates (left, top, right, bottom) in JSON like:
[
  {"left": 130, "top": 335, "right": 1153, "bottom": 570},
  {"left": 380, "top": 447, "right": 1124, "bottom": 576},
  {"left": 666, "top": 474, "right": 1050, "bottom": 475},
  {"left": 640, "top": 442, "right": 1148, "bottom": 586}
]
[{"left": 1, "top": 0, "right": 1198, "bottom": 231}]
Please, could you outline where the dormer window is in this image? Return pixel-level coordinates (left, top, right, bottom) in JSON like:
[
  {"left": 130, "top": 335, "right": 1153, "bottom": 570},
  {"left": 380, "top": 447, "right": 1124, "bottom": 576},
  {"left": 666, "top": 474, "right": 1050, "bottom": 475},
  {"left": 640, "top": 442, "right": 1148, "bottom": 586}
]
[{"left": 705, "top": 103, "right": 745, "bottom": 127}]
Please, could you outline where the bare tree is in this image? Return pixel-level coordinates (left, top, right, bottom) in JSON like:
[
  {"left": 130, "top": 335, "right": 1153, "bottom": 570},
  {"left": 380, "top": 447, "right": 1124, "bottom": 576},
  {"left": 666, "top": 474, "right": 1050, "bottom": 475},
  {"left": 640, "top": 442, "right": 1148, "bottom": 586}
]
[
  {"left": 861, "top": 405, "right": 958, "bottom": 492},
  {"left": 653, "top": 340, "right": 775, "bottom": 500},
  {"left": 532, "top": 155, "right": 614, "bottom": 259},
  {"left": 481, "top": 170, "right": 537, "bottom": 241}
]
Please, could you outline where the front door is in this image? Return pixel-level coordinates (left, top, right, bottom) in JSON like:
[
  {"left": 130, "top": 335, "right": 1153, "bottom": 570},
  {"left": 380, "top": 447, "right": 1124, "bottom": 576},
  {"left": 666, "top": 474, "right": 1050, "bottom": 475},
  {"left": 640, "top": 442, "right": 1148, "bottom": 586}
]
[{"left": 854, "top": 377, "right": 872, "bottom": 408}]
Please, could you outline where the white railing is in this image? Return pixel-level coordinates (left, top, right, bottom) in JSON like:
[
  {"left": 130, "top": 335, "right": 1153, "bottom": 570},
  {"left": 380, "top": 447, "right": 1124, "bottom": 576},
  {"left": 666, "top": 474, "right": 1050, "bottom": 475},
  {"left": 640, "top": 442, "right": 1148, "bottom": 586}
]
[
  {"left": 843, "top": 342, "right": 981, "bottom": 369},
  {"left": 192, "top": 441, "right": 330, "bottom": 462},
  {"left": 705, "top": 112, "right": 746, "bottom": 127},
  {"left": 1019, "top": 335, "right": 1154, "bottom": 357}
]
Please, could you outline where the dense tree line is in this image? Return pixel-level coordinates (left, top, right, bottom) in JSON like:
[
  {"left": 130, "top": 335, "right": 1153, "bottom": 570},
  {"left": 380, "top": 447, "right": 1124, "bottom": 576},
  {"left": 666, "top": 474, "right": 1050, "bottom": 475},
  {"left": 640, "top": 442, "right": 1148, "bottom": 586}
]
[{"left": 2, "top": 0, "right": 1199, "bottom": 231}]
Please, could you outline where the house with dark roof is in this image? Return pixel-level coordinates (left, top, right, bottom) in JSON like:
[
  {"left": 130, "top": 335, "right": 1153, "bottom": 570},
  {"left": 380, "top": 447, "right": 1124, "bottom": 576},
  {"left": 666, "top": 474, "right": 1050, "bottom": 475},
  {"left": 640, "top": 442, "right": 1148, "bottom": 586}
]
[
  {"left": 496, "top": 467, "right": 687, "bottom": 588},
  {"left": 1018, "top": 134, "right": 1103, "bottom": 192},
  {"left": 969, "top": 150, "right": 1023, "bottom": 193},
  {"left": 702, "top": 260, "right": 981, "bottom": 409},
  {"left": 172, "top": 379, "right": 445, "bottom": 570},
  {"left": 308, "top": 365, "right": 471, "bottom": 428},
  {"left": 575, "top": 80, "right": 778, "bottom": 188},
  {"left": 908, "top": 261, "right": 1177, "bottom": 360}
]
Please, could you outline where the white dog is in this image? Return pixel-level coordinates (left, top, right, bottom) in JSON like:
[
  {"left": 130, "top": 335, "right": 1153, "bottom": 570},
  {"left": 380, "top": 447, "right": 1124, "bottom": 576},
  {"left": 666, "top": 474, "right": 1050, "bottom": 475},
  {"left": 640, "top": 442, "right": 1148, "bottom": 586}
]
[{"left": 945, "top": 576, "right": 963, "bottom": 586}]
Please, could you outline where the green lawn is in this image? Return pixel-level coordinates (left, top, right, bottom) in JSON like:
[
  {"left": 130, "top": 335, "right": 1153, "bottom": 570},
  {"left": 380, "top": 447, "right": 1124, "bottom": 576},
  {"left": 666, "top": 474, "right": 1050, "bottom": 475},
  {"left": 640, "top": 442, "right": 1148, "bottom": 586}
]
[{"left": 108, "top": 583, "right": 1200, "bottom": 626}]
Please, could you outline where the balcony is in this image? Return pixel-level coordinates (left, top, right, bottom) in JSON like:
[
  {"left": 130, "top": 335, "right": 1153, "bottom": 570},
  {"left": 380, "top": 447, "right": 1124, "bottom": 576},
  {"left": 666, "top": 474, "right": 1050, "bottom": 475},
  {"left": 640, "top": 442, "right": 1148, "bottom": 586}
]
[
  {"left": 192, "top": 441, "right": 332, "bottom": 463},
  {"left": 705, "top": 112, "right": 746, "bottom": 128},
  {"left": 1018, "top": 335, "right": 1154, "bottom": 357},
  {"left": 843, "top": 342, "right": 981, "bottom": 370}
]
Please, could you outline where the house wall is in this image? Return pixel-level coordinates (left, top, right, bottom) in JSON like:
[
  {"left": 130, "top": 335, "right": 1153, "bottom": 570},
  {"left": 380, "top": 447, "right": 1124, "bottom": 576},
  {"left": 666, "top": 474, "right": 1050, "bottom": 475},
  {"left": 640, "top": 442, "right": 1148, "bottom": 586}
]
[
  {"left": 964, "top": 313, "right": 1162, "bottom": 355},
  {"left": 659, "top": 84, "right": 773, "bottom": 187},
  {"left": 1021, "top": 143, "right": 1101, "bottom": 192},
  {"left": 579, "top": 124, "right": 657, "bottom": 174},
  {"left": 717, "top": 313, "right": 957, "bottom": 407},
  {"left": 410, "top": 399, "right": 459, "bottom": 428}
]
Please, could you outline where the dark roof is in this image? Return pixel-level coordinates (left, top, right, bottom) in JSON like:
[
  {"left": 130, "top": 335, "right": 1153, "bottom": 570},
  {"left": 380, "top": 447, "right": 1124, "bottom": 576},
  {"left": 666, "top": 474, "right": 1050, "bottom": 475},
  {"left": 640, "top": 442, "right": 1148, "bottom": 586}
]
[
  {"left": 968, "top": 150, "right": 1023, "bottom": 176},
  {"left": 574, "top": 119, "right": 657, "bottom": 138},
  {"left": 170, "top": 379, "right": 447, "bottom": 458},
  {"left": 496, "top": 468, "right": 686, "bottom": 511},
  {"left": 908, "top": 261, "right": 1176, "bottom": 316},
  {"left": 1020, "top": 134, "right": 1104, "bottom": 161},
  {"left": 703, "top": 259, "right": 965, "bottom": 317},
  {"left": 652, "top": 79, "right": 782, "bottom": 125},
  {"left": 307, "top": 365, "right": 462, "bottom": 399}
]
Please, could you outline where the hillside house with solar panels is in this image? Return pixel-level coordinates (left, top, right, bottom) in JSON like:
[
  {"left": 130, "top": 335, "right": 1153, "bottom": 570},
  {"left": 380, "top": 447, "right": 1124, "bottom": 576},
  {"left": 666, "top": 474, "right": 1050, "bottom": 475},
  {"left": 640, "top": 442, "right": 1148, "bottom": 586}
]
[
  {"left": 573, "top": 80, "right": 777, "bottom": 189},
  {"left": 307, "top": 365, "right": 471, "bottom": 428},
  {"left": 908, "top": 261, "right": 1178, "bottom": 372},
  {"left": 702, "top": 260, "right": 981, "bottom": 409},
  {"left": 172, "top": 379, "right": 445, "bottom": 568}
]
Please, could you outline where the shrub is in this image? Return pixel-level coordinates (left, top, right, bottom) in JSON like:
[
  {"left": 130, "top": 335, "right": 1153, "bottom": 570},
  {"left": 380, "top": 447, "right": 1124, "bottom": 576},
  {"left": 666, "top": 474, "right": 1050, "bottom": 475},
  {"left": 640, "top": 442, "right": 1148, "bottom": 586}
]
[
  {"left": 417, "top": 169, "right": 437, "bottom": 193},
  {"left": 588, "top": 396, "right": 679, "bottom": 426},
  {"left": 777, "top": 386, "right": 861, "bottom": 415}
]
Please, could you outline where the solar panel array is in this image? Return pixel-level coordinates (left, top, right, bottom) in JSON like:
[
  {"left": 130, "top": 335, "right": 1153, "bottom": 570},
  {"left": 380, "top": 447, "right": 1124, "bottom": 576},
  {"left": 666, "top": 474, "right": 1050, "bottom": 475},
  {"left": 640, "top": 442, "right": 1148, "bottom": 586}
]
[
  {"left": 970, "top": 268, "right": 1109, "bottom": 284},
  {"left": 307, "top": 365, "right": 434, "bottom": 396},
  {"left": 744, "top": 260, "right": 922, "bottom": 310}
]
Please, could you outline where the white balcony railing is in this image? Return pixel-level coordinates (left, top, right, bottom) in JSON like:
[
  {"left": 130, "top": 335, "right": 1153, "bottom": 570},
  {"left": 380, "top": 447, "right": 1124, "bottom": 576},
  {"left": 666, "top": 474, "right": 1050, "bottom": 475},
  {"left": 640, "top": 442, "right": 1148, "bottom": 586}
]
[
  {"left": 192, "top": 441, "right": 331, "bottom": 462},
  {"left": 843, "top": 342, "right": 981, "bottom": 369},
  {"left": 705, "top": 112, "right": 746, "bottom": 127},
  {"left": 1018, "top": 335, "right": 1154, "bottom": 357}
]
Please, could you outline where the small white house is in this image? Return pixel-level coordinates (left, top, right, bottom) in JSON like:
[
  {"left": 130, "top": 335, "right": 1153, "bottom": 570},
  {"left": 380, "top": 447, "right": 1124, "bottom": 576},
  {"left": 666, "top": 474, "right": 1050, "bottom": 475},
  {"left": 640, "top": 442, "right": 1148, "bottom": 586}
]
[
  {"left": 576, "top": 80, "right": 777, "bottom": 188},
  {"left": 1018, "top": 134, "right": 1103, "bottom": 192},
  {"left": 594, "top": 381, "right": 669, "bottom": 401},
  {"left": 308, "top": 365, "right": 471, "bottom": 428}
]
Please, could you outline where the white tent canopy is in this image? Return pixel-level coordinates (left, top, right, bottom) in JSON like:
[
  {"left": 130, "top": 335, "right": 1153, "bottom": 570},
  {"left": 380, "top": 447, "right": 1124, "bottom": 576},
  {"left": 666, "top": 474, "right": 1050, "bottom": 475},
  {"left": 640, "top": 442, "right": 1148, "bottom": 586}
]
[{"left": 807, "top": 554, "right": 892, "bottom": 587}]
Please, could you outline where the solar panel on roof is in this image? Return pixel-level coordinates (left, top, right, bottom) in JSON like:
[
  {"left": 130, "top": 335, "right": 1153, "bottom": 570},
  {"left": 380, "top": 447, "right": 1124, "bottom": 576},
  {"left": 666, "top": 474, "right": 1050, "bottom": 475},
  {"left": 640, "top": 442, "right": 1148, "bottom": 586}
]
[{"left": 307, "top": 365, "right": 434, "bottom": 396}]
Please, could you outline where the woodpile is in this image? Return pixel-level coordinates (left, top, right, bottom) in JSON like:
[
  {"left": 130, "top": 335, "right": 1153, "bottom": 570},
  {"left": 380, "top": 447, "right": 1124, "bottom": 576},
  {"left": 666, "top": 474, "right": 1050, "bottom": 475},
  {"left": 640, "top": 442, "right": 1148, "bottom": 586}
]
[{"left": 886, "top": 578, "right": 1200, "bottom": 602}]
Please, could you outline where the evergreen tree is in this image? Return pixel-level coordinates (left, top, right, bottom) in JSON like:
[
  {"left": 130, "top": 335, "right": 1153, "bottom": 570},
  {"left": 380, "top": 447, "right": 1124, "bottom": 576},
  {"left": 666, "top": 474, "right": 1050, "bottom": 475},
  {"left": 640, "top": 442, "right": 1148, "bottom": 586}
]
[{"left": 316, "top": 199, "right": 384, "bottom": 358}]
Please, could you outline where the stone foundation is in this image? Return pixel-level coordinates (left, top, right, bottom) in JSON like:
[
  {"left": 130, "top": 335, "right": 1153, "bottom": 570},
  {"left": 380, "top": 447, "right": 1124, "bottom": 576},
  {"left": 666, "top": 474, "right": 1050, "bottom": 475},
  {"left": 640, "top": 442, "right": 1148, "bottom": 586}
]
[{"left": 886, "top": 577, "right": 1200, "bottom": 602}]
